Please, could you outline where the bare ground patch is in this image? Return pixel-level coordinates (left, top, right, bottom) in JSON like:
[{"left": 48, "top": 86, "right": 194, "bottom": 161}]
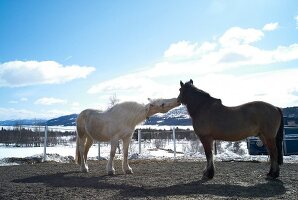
[{"left": 0, "top": 160, "right": 297, "bottom": 199}]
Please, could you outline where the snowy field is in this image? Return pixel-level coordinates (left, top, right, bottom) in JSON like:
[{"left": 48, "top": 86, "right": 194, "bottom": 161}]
[
  {"left": 1, "top": 139, "right": 298, "bottom": 166},
  {"left": 1, "top": 125, "right": 298, "bottom": 166}
]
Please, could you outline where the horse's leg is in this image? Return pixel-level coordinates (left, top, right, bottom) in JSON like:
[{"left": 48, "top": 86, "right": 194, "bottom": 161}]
[
  {"left": 200, "top": 137, "right": 214, "bottom": 180},
  {"left": 83, "top": 136, "right": 93, "bottom": 171},
  {"left": 122, "top": 136, "right": 133, "bottom": 174},
  {"left": 106, "top": 139, "right": 118, "bottom": 175},
  {"left": 264, "top": 136, "right": 280, "bottom": 178},
  {"left": 78, "top": 135, "right": 88, "bottom": 172}
]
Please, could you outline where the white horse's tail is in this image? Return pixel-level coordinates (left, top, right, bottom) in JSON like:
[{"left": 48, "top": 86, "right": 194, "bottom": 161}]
[
  {"left": 75, "top": 135, "right": 81, "bottom": 165},
  {"left": 75, "top": 111, "right": 86, "bottom": 165}
]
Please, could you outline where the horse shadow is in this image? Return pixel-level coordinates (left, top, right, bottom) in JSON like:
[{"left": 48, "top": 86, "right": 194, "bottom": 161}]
[
  {"left": 122, "top": 179, "right": 286, "bottom": 199},
  {"left": 13, "top": 172, "right": 286, "bottom": 198}
]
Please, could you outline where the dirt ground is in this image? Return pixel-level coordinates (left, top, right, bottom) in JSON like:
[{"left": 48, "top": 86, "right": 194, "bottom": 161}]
[{"left": 0, "top": 159, "right": 297, "bottom": 200}]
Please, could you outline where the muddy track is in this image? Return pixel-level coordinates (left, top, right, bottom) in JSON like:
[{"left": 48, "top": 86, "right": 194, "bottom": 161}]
[{"left": 0, "top": 160, "right": 297, "bottom": 199}]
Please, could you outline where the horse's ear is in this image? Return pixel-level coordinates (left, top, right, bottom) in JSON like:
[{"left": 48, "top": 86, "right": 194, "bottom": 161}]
[
  {"left": 190, "top": 79, "right": 193, "bottom": 85},
  {"left": 180, "top": 81, "right": 184, "bottom": 87}
]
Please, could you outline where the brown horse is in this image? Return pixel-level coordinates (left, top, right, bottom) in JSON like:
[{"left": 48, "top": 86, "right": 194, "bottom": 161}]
[{"left": 178, "top": 79, "right": 283, "bottom": 180}]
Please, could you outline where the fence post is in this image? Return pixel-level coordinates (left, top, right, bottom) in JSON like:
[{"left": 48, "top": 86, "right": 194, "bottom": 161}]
[
  {"left": 172, "top": 127, "right": 176, "bottom": 158},
  {"left": 43, "top": 125, "right": 48, "bottom": 162},
  {"left": 214, "top": 141, "right": 217, "bottom": 155},
  {"left": 138, "top": 129, "right": 141, "bottom": 154},
  {"left": 98, "top": 142, "right": 100, "bottom": 160}
]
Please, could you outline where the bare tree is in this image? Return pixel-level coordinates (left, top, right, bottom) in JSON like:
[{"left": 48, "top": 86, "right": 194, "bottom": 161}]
[{"left": 108, "top": 93, "right": 120, "bottom": 109}]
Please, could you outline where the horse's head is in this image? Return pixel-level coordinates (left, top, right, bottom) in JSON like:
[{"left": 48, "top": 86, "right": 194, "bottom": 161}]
[
  {"left": 146, "top": 98, "right": 181, "bottom": 117},
  {"left": 178, "top": 79, "right": 194, "bottom": 105}
]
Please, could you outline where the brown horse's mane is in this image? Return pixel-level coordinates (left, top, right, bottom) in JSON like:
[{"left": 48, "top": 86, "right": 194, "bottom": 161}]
[{"left": 183, "top": 82, "right": 221, "bottom": 117}]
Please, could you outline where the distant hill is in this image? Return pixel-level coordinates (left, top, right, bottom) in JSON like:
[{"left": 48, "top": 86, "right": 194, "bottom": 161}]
[
  {"left": 45, "top": 114, "right": 78, "bottom": 126},
  {"left": 145, "top": 106, "right": 191, "bottom": 126},
  {"left": 0, "top": 107, "right": 190, "bottom": 127},
  {"left": 0, "top": 119, "right": 46, "bottom": 126},
  {"left": 43, "top": 107, "right": 191, "bottom": 126},
  {"left": 1, "top": 106, "right": 298, "bottom": 127}
]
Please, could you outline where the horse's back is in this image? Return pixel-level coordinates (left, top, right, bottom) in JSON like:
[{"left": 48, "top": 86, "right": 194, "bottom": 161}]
[
  {"left": 236, "top": 101, "right": 280, "bottom": 122},
  {"left": 195, "top": 101, "right": 281, "bottom": 140},
  {"left": 226, "top": 101, "right": 280, "bottom": 130},
  {"left": 76, "top": 109, "right": 102, "bottom": 132},
  {"left": 77, "top": 109, "right": 101, "bottom": 125}
]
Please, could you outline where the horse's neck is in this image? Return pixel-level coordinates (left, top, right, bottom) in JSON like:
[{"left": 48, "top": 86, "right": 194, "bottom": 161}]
[
  {"left": 186, "top": 102, "right": 200, "bottom": 118},
  {"left": 186, "top": 95, "right": 219, "bottom": 118},
  {"left": 108, "top": 102, "right": 147, "bottom": 127},
  {"left": 126, "top": 105, "right": 147, "bottom": 126}
]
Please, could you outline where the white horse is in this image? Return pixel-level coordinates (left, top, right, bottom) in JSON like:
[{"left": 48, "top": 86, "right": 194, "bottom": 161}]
[{"left": 75, "top": 98, "right": 180, "bottom": 175}]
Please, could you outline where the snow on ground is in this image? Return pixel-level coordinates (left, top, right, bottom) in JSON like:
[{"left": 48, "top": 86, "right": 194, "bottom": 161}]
[
  {"left": 1, "top": 139, "right": 298, "bottom": 166},
  {"left": 1, "top": 124, "right": 297, "bottom": 165}
]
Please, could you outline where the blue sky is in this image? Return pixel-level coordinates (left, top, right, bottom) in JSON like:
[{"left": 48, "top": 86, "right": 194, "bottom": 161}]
[{"left": 1, "top": 0, "right": 298, "bottom": 120}]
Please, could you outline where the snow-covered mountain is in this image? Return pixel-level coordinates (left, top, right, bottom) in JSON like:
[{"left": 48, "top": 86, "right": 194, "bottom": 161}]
[
  {"left": 2, "top": 106, "right": 297, "bottom": 127},
  {"left": 46, "top": 114, "right": 78, "bottom": 126},
  {"left": 145, "top": 106, "right": 191, "bottom": 125},
  {"left": 0, "top": 119, "right": 47, "bottom": 126},
  {"left": 0, "top": 106, "right": 191, "bottom": 126}
]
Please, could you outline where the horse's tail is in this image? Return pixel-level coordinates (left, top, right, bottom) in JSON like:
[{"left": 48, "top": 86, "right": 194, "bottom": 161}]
[
  {"left": 276, "top": 107, "right": 284, "bottom": 165},
  {"left": 75, "top": 133, "right": 81, "bottom": 165},
  {"left": 75, "top": 112, "right": 84, "bottom": 165}
]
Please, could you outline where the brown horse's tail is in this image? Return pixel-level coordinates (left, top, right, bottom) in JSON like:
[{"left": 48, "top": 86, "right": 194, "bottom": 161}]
[{"left": 276, "top": 107, "right": 284, "bottom": 165}]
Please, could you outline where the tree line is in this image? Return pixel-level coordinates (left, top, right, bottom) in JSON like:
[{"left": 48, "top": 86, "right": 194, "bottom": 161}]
[
  {"left": 0, "top": 126, "right": 76, "bottom": 147},
  {"left": 0, "top": 126, "right": 245, "bottom": 155},
  {"left": 0, "top": 126, "right": 199, "bottom": 147}
]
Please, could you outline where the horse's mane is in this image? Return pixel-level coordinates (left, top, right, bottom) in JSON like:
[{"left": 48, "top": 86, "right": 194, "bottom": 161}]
[
  {"left": 106, "top": 101, "right": 147, "bottom": 126},
  {"left": 189, "top": 84, "right": 212, "bottom": 98},
  {"left": 184, "top": 81, "right": 214, "bottom": 99},
  {"left": 184, "top": 82, "right": 221, "bottom": 117},
  {"left": 106, "top": 101, "right": 145, "bottom": 113}
]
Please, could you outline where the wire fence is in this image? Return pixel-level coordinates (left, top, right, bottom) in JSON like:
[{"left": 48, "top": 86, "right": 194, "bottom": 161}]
[{"left": 0, "top": 125, "right": 244, "bottom": 161}]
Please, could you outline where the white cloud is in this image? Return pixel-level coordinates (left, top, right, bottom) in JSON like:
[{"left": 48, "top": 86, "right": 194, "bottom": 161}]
[
  {"left": 164, "top": 41, "right": 197, "bottom": 58},
  {"left": 0, "top": 107, "right": 74, "bottom": 120},
  {"left": 263, "top": 22, "right": 279, "bottom": 31},
  {"left": 88, "top": 74, "right": 145, "bottom": 94},
  {"left": 87, "top": 73, "right": 178, "bottom": 104},
  {"left": 8, "top": 97, "right": 28, "bottom": 104},
  {"left": 219, "top": 27, "right": 264, "bottom": 47},
  {"left": 197, "top": 69, "right": 298, "bottom": 107},
  {"left": 0, "top": 108, "right": 36, "bottom": 120},
  {"left": 88, "top": 24, "right": 298, "bottom": 108},
  {"left": 34, "top": 97, "right": 67, "bottom": 105},
  {"left": 72, "top": 102, "right": 80, "bottom": 107},
  {"left": 0, "top": 60, "right": 95, "bottom": 87},
  {"left": 20, "top": 97, "right": 28, "bottom": 102},
  {"left": 8, "top": 100, "right": 18, "bottom": 104},
  {"left": 149, "top": 27, "right": 298, "bottom": 77},
  {"left": 164, "top": 41, "right": 217, "bottom": 59}
]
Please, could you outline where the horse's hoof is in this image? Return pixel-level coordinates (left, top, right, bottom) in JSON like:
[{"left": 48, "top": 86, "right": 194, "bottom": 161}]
[
  {"left": 108, "top": 171, "right": 115, "bottom": 176},
  {"left": 80, "top": 167, "right": 89, "bottom": 173},
  {"left": 203, "top": 169, "right": 214, "bottom": 180},
  {"left": 267, "top": 172, "right": 279, "bottom": 179},
  {"left": 125, "top": 169, "right": 133, "bottom": 174},
  {"left": 202, "top": 174, "right": 213, "bottom": 181}
]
